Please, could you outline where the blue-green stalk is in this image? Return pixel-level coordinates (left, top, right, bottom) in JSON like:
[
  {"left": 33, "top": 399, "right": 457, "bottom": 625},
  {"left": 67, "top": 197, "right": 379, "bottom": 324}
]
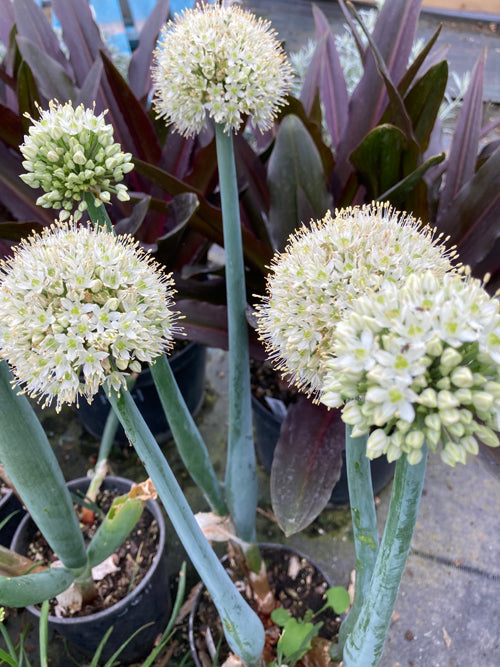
[
  {"left": 83, "top": 192, "right": 114, "bottom": 232},
  {"left": 108, "top": 386, "right": 265, "bottom": 664},
  {"left": 334, "top": 426, "right": 379, "bottom": 657},
  {"left": 215, "top": 123, "right": 257, "bottom": 545},
  {"left": 0, "top": 361, "right": 87, "bottom": 571},
  {"left": 150, "top": 354, "right": 227, "bottom": 515},
  {"left": 342, "top": 446, "right": 428, "bottom": 666}
]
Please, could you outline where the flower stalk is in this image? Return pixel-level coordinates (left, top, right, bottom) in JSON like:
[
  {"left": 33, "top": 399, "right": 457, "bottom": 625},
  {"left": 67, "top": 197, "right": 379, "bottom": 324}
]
[
  {"left": 215, "top": 123, "right": 257, "bottom": 545},
  {"left": 335, "top": 425, "right": 379, "bottom": 655},
  {"left": 150, "top": 353, "right": 227, "bottom": 516},
  {"left": 107, "top": 385, "right": 265, "bottom": 664},
  {"left": 342, "top": 446, "right": 428, "bottom": 666}
]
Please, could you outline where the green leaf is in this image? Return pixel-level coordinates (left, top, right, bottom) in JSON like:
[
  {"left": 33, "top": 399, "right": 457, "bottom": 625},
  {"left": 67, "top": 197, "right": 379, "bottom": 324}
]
[
  {"left": 0, "top": 566, "right": 74, "bottom": 607},
  {"left": 350, "top": 124, "right": 407, "bottom": 199},
  {"left": 378, "top": 152, "right": 445, "bottom": 208},
  {"left": 86, "top": 492, "right": 145, "bottom": 569},
  {"left": 0, "top": 362, "right": 87, "bottom": 571},
  {"left": 271, "top": 607, "right": 292, "bottom": 627},
  {"left": 404, "top": 60, "right": 448, "bottom": 153},
  {"left": 278, "top": 618, "right": 321, "bottom": 663},
  {"left": 16, "top": 59, "right": 41, "bottom": 134},
  {"left": 0, "top": 648, "right": 17, "bottom": 666},
  {"left": 267, "top": 114, "right": 332, "bottom": 251},
  {"left": 326, "top": 586, "right": 351, "bottom": 614},
  {"left": 150, "top": 354, "right": 227, "bottom": 517},
  {"left": 107, "top": 388, "right": 265, "bottom": 663}
]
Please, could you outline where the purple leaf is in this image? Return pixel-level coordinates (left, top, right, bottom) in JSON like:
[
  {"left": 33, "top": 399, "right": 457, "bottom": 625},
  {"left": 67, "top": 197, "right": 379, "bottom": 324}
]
[
  {"left": 301, "top": 28, "right": 348, "bottom": 150},
  {"left": 75, "top": 57, "right": 104, "bottom": 107},
  {"left": 128, "top": 0, "right": 170, "bottom": 102},
  {"left": 16, "top": 36, "right": 76, "bottom": 103},
  {"left": 51, "top": 0, "right": 107, "bottom": 88},
  {"left": 100, "top": 51, "right": 161, "bottom": 165},
  {"left": 13, "top": 0, "right": 73, "bottom": 79},
  {"left": 447, "top": 146, "right": 500, "bottom": 270},
  {"left": 336, "top": 0, "right": 422, "bottom": 182},
  {"left": 271, "top": 397, "right": 344, "bottom": 536},
  {"left": 0, "top": 142, "right": 54, "bottom": 225},
  {"left": 0, "top": 0, "right": 15, "bottom": 48},
  {"left": 437, "top": 51, "right": 485, "bottom": 220}
]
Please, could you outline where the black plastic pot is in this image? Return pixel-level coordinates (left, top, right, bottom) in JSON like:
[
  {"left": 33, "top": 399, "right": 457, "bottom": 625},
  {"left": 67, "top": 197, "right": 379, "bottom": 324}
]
[
  {"left": 252, "top": 395, "right": 395, "bottom": 506},
  {"left": 11, "top": 476, "right": 171, "bottom": 663},
  {"left": 0, "top": 489, "right": 24, "bottom": 548},
  {"left": 189, "top": 543, "right": 341, "bottom": 666},
  {"left": 76, "top": 341, "right": 206, "bottom": 445}
]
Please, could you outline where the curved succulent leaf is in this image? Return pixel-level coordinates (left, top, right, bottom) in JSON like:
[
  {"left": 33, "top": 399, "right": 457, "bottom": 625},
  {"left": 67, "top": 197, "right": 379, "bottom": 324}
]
[
  {"left": 87, "top": 494, "right": 145, "bottom": 569},
  {"left": 0, "top": 362, "right": 87, "bottom": 571},
  {"left": 0, "top": 567, "right": 74, "bottom": 607}
]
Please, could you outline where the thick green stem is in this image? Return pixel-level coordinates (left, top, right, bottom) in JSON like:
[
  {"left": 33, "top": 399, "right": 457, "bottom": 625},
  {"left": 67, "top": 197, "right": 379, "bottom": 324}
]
[
  {"left": 215, "top": 123, "right": 257, "bottom": 544},
  {"left": 107, "top": 387, "right": 265, "bottom": 664},
  {"left": 343, "top": 446, "right": 428, "bottom": 667},
  {"left": 150, "top": 354, "right": 227, "bottom": 516},
  {"left": 0, "top": 361, "right": 87, "bottom": 571},
  {"left": 336, "top": 426, "right": 379, "bottom": 654},
  {"left": 83, "top": 192, "right": 113, "bottom": 232},
  {"left": 86, "top": 374, "right": 136, "bottom": 505}
]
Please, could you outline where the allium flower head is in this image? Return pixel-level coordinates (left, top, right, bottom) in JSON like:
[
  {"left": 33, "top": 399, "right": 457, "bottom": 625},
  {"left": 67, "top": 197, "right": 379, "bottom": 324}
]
[
  {"left": 322, "top": 271, "right": 500, "bottom": 467},
  {"left": 255, "top": 203, "right": 456, "bottom": 395},
  {"left": 0, "top": 220, "right": 178, "bottom": 411},
  {"left": 152, "top": 2, "right": 292, "bottom": 136},
  {"left": 20, "top": 101, "right": 134, "bottom": 221}
]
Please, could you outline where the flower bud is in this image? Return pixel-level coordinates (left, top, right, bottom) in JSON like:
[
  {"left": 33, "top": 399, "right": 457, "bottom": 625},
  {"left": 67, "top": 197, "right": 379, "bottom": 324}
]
[{"left": 450, "top": 365, "right": 474, "bottom": 387}]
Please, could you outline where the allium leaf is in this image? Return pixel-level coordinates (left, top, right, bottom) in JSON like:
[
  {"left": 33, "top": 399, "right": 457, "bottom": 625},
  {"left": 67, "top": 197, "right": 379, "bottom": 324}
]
[
  {"left": 271, "top": 397, "right": 344, "bottom": 536},
  {"left": 0, "top": 567, "right": 75, "bottom": 608}
]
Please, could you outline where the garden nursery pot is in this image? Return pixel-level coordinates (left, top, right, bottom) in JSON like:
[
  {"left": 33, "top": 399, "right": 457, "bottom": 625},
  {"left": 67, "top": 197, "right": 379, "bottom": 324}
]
[
  {"left": 76, "top": 341, "right": 206, "bottom": 445},
  {"left": 252, "top": 395, "right": 396, "bottom": 506},
  {"left": 188, "top": 543, "right": 343, "bottom": 666},
  {"left": 11, "top": 476, "right": 171, "bottom": 663}
]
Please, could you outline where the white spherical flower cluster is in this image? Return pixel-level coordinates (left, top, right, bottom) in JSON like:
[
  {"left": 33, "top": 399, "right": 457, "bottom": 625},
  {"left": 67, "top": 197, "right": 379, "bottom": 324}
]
[
  {"left": 152, "top": 2, "right": 292, "bottom": 136},
  {"left": 20, "top": 101, "right": 134, "bottom": 221},
  {"left": 256, "top": 203, "right": 456, "bottom": 396},
  {"left": 0, "top": 221, "right": 178, "bottom": 411},
  {"left": 322, "top": 271, "right": 500, "bottom": 466}
]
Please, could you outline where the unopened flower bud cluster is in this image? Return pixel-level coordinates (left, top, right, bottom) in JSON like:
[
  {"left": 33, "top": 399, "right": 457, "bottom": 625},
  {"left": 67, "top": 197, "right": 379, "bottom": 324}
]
[
  {"left": 20, "top": 101, "right": 133, "bottom": 221},
  {"left": 0, "top": 221, "right": 178, "bottom": 411},
  {"left": 321, "top": 271, "right": 500, "bottom": 466},
  {"left": 256, "top": 203, "right": 456, "bottom": 396},
  {"left": 152, "top": 2, "right": 292, "bottom": 136}
]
